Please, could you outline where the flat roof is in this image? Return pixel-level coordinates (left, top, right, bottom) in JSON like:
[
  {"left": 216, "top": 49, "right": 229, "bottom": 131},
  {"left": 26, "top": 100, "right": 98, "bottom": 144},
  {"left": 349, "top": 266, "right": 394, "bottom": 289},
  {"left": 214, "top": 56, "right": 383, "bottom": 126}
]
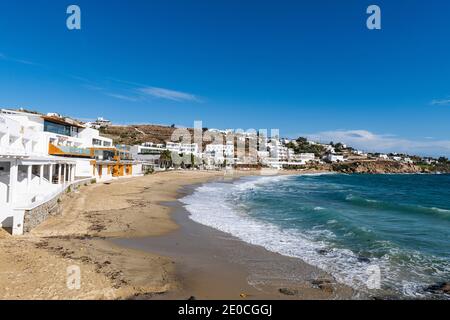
[{"left": 42, "top": 115, "right": 85, "bottom": 128}]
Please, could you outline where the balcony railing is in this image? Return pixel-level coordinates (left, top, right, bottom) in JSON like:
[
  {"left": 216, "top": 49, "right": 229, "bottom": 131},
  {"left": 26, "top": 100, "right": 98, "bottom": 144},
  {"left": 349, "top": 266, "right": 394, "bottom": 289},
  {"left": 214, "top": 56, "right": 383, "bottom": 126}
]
[{"left": 48, "top": 143, "right": 91, "bottom": 157}]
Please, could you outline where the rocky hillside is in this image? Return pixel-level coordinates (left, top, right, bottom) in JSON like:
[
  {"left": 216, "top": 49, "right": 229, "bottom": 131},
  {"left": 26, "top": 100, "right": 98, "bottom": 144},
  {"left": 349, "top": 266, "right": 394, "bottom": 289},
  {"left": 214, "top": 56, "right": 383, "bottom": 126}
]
[
  {"left": 332, "top": 160, "right": 450, "bottom": 174},
  {"left": 99, "top": 125, "right": 194, "bottom": 146},
  {"left": 99, "top": 125, "right": 252, "bottom": 151},
  {"left": 332, "top": 160, "right": 424, "bottom": 174}
]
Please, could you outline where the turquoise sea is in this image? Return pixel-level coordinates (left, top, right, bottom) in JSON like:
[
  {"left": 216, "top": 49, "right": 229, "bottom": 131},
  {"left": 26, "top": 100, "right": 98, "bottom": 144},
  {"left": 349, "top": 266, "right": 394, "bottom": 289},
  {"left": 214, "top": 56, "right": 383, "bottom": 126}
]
[{"left": 181, "top": 173, "right": 450, "bottom": 299}]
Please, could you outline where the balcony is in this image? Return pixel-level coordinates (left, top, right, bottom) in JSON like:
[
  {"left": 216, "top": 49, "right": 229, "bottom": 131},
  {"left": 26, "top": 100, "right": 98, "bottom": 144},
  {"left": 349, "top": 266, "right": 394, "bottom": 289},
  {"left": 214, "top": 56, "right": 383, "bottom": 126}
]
[
  {"left": 48, "top": 143, "right": 91, "bottom": 158},
  {"left": 22, "top": 127, "right": 39, "bottom": 143},
  {"left": 0, "top": 115, "right": 21, "bottom": 137}
]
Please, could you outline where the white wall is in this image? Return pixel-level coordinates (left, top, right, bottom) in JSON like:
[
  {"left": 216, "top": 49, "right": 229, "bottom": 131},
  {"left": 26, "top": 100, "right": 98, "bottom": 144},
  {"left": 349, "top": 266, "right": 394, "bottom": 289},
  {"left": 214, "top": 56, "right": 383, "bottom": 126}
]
[
  {"left": 0, "top": 161, "right": 11, "bottom": 204},
  {"left": 78, "top": 127, "right": 113, "bottom": 147},
  {"left": 15, "top": 166, "right": 57, "bottom": 205},
  {"left": 132, "top": 163, "right": 143, "bottom": 175},
  {"left": 0, "top": 206, "right": 14, "bottom": 229},
  {"left": 75, "top": 159, "right": 93, "bottom": 177}
]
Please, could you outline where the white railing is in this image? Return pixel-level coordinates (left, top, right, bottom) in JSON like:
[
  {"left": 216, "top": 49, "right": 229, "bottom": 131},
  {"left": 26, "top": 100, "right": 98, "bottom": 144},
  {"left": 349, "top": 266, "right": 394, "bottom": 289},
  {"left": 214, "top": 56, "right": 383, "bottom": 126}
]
[
  {"left": 13, "top": 177, "right": 93, "bottom": 210},
  {"left": 0, "top": 115, "right": 44, "bottom": 156},
  {"left": 0, "top": 116, "right": 26, "bottom": 155}
]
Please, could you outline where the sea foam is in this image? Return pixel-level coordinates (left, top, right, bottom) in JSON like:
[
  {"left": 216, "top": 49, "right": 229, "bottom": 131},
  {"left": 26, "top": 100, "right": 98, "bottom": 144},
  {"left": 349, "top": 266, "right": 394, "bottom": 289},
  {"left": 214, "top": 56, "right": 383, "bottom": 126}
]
[{"left": 180, "top": 176, "right": 385, "bottom": 293}]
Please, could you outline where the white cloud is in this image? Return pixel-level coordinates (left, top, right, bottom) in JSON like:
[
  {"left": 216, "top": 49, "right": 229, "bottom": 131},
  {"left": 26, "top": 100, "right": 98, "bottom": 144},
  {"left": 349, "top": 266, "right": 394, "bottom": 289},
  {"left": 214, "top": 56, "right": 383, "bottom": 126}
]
[
  {"left": 430, "top": 99, "right": 450, "bottom": 106},
  {"left": 0, "top": 53, "right": 40, "bottom": 66},
  {"left": 304, "top": 129, "right": 450, "bottom": 157},
  {"left": 77, "top": 77, "right": 203, "bottom": 104},
  {"left": 104, "top": 93, "right": 140, "bottom": 102},
  {"left": 138, "top": 86, "right": 199, "bottom": 102}
]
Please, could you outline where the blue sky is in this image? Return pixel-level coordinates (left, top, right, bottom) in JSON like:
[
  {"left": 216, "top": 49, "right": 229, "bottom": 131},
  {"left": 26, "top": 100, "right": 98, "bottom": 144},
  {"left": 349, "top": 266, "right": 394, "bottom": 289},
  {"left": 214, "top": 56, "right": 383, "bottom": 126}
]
[{"left": 1, "top": 0, "right": 450, "bottom": 156}]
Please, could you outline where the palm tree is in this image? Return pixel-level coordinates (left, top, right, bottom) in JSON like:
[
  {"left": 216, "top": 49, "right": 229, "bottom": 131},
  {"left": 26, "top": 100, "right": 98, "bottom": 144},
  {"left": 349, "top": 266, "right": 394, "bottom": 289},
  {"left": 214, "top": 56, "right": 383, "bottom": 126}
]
[
  {"left": 159, "top": 150, "right": 172, "bottom": 169},
  {"left": 190, "top": 153, "right": 195, "bottom": 168}
]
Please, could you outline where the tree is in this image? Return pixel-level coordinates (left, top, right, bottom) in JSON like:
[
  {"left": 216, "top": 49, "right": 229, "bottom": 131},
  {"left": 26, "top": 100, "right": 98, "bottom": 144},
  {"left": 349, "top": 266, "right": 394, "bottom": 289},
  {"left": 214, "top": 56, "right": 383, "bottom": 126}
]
[
  {"left": 296, "top": 137, "right": 308, "bottom": 144},
  {"left": 438, "top": 157, "right": 448, "bottom": 164},
  {"left": 190, "top": 153, "right": 195, "bottom": 168},
  {"left": 159, "top": 150, "right": 172, "bottom": 169},
  {"left": 291, "top": 136, "right": 327, "bottom": 158},
  {"left": 334, "top": 142, "right": 344, "bottom": 152},
  {"left": 286, "top": 141, "right": 297, "bottom": 149}
]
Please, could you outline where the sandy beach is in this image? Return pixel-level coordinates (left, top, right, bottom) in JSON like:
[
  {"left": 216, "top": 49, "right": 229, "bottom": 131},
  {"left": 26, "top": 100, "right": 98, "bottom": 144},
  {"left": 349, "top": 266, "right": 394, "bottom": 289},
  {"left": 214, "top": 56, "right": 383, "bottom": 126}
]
[{"left": 0, "top": 170, "right": 356, "bottom": 300}]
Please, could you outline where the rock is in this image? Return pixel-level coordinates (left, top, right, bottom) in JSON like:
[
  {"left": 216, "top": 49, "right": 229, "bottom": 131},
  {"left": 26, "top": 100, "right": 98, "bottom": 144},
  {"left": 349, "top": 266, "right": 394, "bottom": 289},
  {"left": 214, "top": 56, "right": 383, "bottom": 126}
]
[
  {"left": 357, "top": 256, "right": 371, "bottom": 263},
  {"left": 319, "top": 283, "right": 334, "bottom": 294},
  {"left": 317, "top": 249, "right": 329, "bottom": 255},
  {"left": 332, "top": 160, "right": 424, "bottom": 174},
  {"left": 370, "top": 295, "right": 400, "bottom": 300},
  {"left": 443, "top": 283, "right": 450, "bottom": 293},
  {"left": 424, "top": 282, "right": 450, "bottom": 294},
  {"left": 188, "top": 296, "right": 196, "bottom": 300},
  {"left": 311, "top": 279, "right": 334, "bottom": 294},
  {"left": 311, "top": 279, "right": 330, "bottom": 286},
  {"left": 278, "top": 288, "right": 299, "bottom": 296}
]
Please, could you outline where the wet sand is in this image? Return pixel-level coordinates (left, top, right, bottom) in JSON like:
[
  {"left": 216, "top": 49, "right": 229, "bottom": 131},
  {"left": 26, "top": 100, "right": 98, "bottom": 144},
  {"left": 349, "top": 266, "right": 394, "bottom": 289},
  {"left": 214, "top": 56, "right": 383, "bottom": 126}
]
[{"left": 114, "top": 184, "right": 357, "bottom": 300}]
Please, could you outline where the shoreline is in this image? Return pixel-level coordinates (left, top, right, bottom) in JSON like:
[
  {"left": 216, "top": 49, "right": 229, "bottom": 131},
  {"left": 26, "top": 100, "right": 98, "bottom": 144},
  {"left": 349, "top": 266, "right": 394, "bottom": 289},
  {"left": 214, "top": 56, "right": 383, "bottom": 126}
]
[
  {"left": 113, "top": 181, "right": 357, "bottom": 299},
  {"left": 0, "top": 169, "right": 356, "bottom": 299}
]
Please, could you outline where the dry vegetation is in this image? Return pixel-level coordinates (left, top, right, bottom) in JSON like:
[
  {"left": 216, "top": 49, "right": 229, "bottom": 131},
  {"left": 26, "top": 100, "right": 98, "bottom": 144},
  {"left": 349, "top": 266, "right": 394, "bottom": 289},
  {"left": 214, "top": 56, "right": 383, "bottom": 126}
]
[{"left": 99, "top": 125, "right": 195, "bottom": 145}]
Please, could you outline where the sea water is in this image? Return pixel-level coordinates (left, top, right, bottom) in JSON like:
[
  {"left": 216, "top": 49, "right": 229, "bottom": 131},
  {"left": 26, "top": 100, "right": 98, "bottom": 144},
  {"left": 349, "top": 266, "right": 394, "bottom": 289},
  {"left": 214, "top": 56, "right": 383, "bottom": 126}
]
[{"left": 180, "top": 173, "right": 450, "bottom": 299}]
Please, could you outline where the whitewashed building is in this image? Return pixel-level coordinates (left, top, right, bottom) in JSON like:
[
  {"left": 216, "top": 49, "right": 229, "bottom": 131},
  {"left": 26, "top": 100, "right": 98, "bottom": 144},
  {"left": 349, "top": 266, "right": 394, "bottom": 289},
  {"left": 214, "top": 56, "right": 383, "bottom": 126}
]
[
  {"left": 325, "top": 153, "right": 345, "bottom": 163},
  {"left": 354, "top": 150, "right": 368, "bottom": 157},
  {"left": 204, "top": 142, "right": 235, "bottom": 167},
  {"left": 166, "top": 142, "right": 200, "bottom": 156},
  {"left": 0, "top": 109, "right": 143, "bottom": 234},
  {"left": 0, "top": 110, "right": 79, "bottom": 235},
  {"left": 289, "top": 153, "right": 316, "bottom": 163},
  {"left": 130, "top": 143, "right": 166, "bottom": 168},
  {"left": 85, "top": 117, "right": 112, "bottom": 129},
  {"left": 268, "top": 140, "right": 289, "bottom": 161},
  {"left": 257, "top": 150, "right": 270, "bottom": 164},
  {"left": 403, "top": 157, "right": 414, "bottom": 164}
]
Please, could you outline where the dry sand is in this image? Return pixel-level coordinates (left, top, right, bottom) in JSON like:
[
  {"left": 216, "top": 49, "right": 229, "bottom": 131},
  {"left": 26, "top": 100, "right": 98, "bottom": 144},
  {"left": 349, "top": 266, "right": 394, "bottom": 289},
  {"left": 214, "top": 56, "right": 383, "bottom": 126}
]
[
  {"left": 0, "top": 171, "right": 223, "bottom": 299},
  {"left": 0, "top": 169, "right": 355, "bottom": 300}
]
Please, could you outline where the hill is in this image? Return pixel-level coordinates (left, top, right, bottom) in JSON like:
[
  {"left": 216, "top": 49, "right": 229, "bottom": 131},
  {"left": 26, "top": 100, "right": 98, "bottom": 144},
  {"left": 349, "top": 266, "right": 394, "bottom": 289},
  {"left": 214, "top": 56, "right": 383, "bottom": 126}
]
[{"left": 99, "top": 125, "right": 194, "bottom": 146}]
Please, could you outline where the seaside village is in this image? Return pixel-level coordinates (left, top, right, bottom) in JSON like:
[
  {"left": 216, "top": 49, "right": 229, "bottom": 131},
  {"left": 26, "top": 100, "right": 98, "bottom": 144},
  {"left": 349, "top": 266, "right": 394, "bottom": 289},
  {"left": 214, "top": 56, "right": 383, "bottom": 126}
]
[{"left": 0, "top": 108, "right": 443, "bottom": 236}]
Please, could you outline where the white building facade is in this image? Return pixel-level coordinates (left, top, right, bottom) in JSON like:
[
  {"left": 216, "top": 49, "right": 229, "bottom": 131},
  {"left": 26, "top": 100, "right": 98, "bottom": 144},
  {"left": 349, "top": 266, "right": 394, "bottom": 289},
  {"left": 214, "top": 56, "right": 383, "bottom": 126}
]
[
  {"left": 268, "top": 140, "right": 289, "bottom": 161},
  {"left": 166, "top": 142, "right": 200, "bottom": 156},
  {"left": 0, "top": 110, "right": 79, "bottom": 235},
  {"left": 204, "top": 142, "right": 235, "bottom": 167},
  {"left": 1, "top": 109, "right": 142, "bottom": 235},
  {"left": 325, "top": 153, "right": 345, "bottom": 163}
]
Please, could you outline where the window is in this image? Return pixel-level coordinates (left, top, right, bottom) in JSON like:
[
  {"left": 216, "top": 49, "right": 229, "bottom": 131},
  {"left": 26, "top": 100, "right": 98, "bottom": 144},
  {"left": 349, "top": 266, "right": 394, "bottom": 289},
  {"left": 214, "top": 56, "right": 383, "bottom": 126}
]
[
  {"left": 103, "top": 141, "right": 111, "bottom": 147},
  {"left": 92, "top": 138, "right": 102, "bottom": 146},
  {"left": 44, "top": 120, "right": 71, "bottom": 136},
  {"left": 94, "top": 150, "right": 114, "bottom": 160}
]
